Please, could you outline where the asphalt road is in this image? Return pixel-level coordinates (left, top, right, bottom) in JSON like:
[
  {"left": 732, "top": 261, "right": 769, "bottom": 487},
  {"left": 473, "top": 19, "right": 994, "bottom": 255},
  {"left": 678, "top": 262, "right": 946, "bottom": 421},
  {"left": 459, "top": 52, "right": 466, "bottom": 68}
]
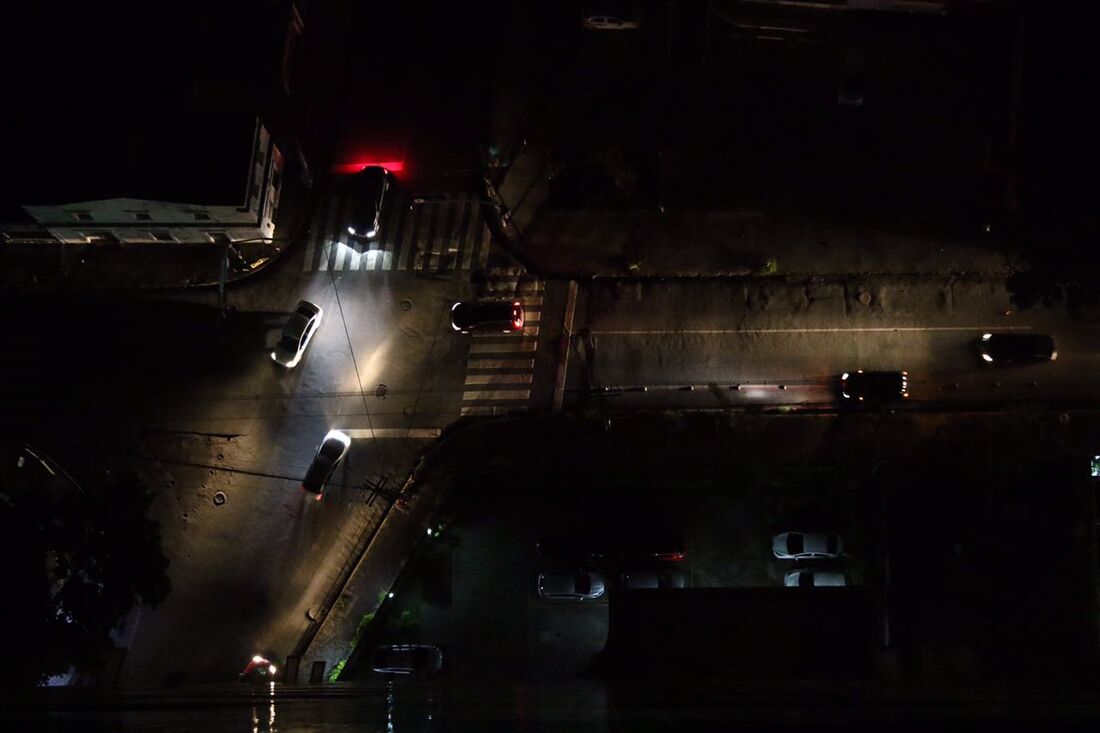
[{"left": 563, "top": 278, "right": 1098, "bottom": 410}]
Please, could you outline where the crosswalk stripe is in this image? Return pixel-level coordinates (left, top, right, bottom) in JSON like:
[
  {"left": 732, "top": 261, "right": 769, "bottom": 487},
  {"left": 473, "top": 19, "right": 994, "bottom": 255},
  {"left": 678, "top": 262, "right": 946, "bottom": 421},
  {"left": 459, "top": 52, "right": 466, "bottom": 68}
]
[
  {"left": 476, "top": 222, "right": 491, "bottom": 268},
  {"left": 518, "top": 281, "right": 545, "bottom": 293},
  {"left": 396, "top": 200, "right": 419, "bottom": 271},
  {"left": 464, "top": 374, "right": 533, "bottom": 385},
  {"left": 341, "top": 428, "right": 442, "bottom": 439},
  {"left": 472, "top": 326, "right": 539, "bottom": 337},
  {"left": 303, "top": 194, "right": 491, "bottom": 273},
  {"left": 459, "top": 201, "right": 478, "bottom": 271},
  {"left": 462, "top": 389, "right": 531, "bottom": 401},
  {"left": 317, "top": 194, "right": 341, "bottom": 272},
  {"left": 524, "top": 310, "right": 541, "bottom": 322},
  {"left": 377, "top": 193, "right": 403, "bottom": 271},
  {"left": 465, "top": 358, "right": 535, "bottom": 370},
  {"left": 461, "top": 405, "right": 501, "bottom": 416},
  {"left": 519, "top": 296, "right": 543, "bottom": 306},
  {"left": 469, "top": 340, "right": 538, "bottom": 354}
]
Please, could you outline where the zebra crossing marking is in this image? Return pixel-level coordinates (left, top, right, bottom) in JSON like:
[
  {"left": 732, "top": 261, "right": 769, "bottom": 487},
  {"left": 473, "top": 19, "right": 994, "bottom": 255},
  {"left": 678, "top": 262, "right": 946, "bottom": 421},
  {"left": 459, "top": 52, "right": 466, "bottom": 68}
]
[
  {"left": 465, "top": 358, "right": 536, "bottom": 370},
  {"left": 462, "top": 389, "right": 531, "bottom": 402},
  {"left": 304, "top": 193, "right": 491, "bottom": 273},
  {"left": 464, "top": 374, "right": 533, "bottom": 386},
  {"left": 469, "top": 340, "right": 538, "bottom": 354}
]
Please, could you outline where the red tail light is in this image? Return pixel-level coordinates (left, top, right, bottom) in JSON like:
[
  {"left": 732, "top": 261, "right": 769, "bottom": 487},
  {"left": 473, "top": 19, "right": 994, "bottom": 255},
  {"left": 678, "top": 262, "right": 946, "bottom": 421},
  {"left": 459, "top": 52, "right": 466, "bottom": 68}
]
[
  {"left": 657, "top": 552, "right": 685, "bottom": 562},
  {"left": 512, "top": 301, "right": 524, "bottom": 331}
]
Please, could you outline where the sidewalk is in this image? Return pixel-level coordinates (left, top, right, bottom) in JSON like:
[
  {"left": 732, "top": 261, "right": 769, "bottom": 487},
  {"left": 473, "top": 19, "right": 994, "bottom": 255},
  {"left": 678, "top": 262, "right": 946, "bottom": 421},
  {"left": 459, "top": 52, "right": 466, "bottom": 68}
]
[
  {"left": 487, "top": 147, "right": 1019, "bottom": 280},
  {"left": 0, "top": 238, "right": 284, "bottom": 291},
  {"left": 293, "top": 428, "right": 464, "bottom": 683}
]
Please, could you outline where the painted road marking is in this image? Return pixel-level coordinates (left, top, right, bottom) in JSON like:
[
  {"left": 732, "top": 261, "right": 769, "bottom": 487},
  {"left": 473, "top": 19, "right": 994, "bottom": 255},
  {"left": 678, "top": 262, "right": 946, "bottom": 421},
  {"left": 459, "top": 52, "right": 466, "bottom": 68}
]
[
  {"left": 465, "top": 358, "right": 536, "bottom": 370},
  {"left": 341, "top": 428, "right": 441, "bottom": 439},
  {"left": 462, "top": 389, "right": 531, "bottom": 401},
  {"left": 469, "top": 340, "right": 538, "bottom": 354},
  {"left": 460, "top": 405, "right": 500, "bottom": 416},
  {"left": 465, "top": 374, "right": 533, "bottom": 386},
  {"left": 588, "top": 326, "right": 1036, "bottom": 335}
]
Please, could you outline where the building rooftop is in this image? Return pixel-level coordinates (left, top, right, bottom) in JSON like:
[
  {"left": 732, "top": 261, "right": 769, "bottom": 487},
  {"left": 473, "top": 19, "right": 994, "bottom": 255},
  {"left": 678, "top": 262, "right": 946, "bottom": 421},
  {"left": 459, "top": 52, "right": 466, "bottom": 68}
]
[{"left": 0, "top": 4, "right": 286, "bottom": 220}]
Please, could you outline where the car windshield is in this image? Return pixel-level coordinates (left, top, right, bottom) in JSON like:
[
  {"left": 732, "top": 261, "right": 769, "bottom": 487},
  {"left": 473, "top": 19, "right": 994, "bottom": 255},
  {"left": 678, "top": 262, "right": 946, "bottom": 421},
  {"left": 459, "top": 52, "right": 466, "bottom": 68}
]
[
  {"left": 575, "top": 573, "right": 591, "bottom": 594},
  {"left": 788, "top": 534, "right": 804, "bottom": 554},
  {"left": 826, "top": 536, "right": 838, "bottom": 554}
]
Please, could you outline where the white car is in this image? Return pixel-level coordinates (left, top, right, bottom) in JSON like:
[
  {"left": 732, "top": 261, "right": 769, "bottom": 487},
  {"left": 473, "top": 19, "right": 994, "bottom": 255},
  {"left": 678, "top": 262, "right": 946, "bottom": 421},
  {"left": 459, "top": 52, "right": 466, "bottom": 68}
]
[
  {"left": 537, "top": 571, "right": 606, "bottom": 600},
  {"left": 300, "top": 429, "right": 351, "bottom": 500},
  {"left": 772, "top": 532, "right": 843, "bottom": 560},
  {"left": 784, "top": 570, "right": 847, "bottom": 587},
  {"left": 271, "top": 300, "right": 322, "bottom": 368}
]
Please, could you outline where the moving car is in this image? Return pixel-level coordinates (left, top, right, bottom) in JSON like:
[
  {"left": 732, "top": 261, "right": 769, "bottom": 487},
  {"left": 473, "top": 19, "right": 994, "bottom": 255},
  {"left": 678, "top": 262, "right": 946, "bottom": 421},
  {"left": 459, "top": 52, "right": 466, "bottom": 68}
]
[
  {"left": 621, "top": 569, "right": 686, "bottom": 590},
  {"left": 772, "top": 531, "right": 843, "bottom": 560},
  {"left": 784, "top": 569, "right": 847, "bottom": 588},
  {"left": 271, "top": 300, "right": 323, "bottom": 368},
  {"left": 347, "top": 166, "right": 393, "bottom": 241},
  {"left": 371, "top": 644, "right": 443, "bottom": 676},
  {"left": 239, "top": 654, "right": 277, "bottom": 681},
  {"left": 301, "top": 429, "right": 351, "bottom": 500},
  {"left": 450, "top": 300, "right": 524, "bottom": 334},
  {"left": 979, "top": 333, "right": 1056, "bottom": 364},
  {"left": 840, "top": 370, "right": 908, "bottom": 401},
  {"left": 537, "top": 570, "right": 606, "bottom": 600}
]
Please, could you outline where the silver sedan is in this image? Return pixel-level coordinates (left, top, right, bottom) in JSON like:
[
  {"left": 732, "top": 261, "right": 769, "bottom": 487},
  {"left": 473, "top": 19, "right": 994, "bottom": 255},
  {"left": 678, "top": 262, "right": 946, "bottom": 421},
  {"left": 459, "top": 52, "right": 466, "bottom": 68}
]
[
  {"left": 537, "top": 571, "right": 606, "bottom": 600},
  {"left": 271, "top": 300, "right": 322, "bottom": 368},
  {"left": 772, "top": 531, "right": 843, "bottom": 560}
]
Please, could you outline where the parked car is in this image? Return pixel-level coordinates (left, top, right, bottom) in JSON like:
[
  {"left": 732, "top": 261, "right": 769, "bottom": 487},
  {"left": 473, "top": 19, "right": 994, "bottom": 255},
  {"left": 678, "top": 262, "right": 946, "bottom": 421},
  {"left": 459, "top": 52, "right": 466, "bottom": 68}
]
[
  {"left": 979, "top": 333, "right": 1056, "bottom": 364},
  {"left": 784, "top": 569, "right": 847, "bottom": 587},
  {"left": 772, "top": 531, "right": 843, "bottom": 560},
  {"left": 621, "top": 569, "right": 686, "bottom": 590},
  {"left": 347, "top": 166, "right": 393, "bottom": 241},
  {"left": 301, "top": 429, "right": 351, "bottom": 500},
  {"left": 837, "top": 45, "right": 865, "bottom": 107},
  {"left": 537, "top": 570, "right": 606, "bottom": 600},
  {"left": 372, "top": 644, "right": 443, "bottom": 676},
  {"left": 271, "top": 300, "right": 323, "bottom": 368},
  {"left": 583, "top": 1, "right": 640, "bottom": 30},
  {"left": 840, "top": 370, "right": 908, "bottom": 401},
  {"left": 450, "top": 300, "right": 524, "bottom": 334}
]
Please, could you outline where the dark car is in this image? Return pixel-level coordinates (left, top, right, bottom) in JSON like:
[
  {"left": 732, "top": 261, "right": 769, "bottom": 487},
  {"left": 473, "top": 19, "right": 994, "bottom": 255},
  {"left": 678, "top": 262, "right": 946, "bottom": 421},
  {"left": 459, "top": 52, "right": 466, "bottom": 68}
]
[
  {"left": 621, "top": 570, "right": 687, "bottom": 589},
  {"left": 583, "top": 1, "right": 640, "bottom": 30},
  {"left": 840, "top": 370, "right": 908, "bottom": 402},
  {"left": 346, "top": 166, "right": 393, "bottom": 241},
  {"left": 837, "top": 45, "right": 865, "bottom": 107},
  {"left": 372, "top": 644, "right": 443, "bottom": 676},
  {"left": 979, "top": 333, "right": 1056, "bottom": 364},
  {"left": 449, "top": 300, "right": 524, "bottom": 334},
  {"left": 301, "top": 429, "right": 351, "bottom": 500}
]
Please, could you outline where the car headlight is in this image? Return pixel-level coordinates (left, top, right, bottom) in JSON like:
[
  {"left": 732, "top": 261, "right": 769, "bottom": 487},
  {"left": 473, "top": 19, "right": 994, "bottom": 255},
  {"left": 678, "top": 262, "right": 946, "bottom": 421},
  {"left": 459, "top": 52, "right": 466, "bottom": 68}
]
[
  {"left": 981, "top": 353, "right": 993, "bottom": 362},
  {"left": 981, "top": 333, "right": 992, "bottom": 341},
  {"left": 347, "top": 226, "right": 357, "bottom": 236}
]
